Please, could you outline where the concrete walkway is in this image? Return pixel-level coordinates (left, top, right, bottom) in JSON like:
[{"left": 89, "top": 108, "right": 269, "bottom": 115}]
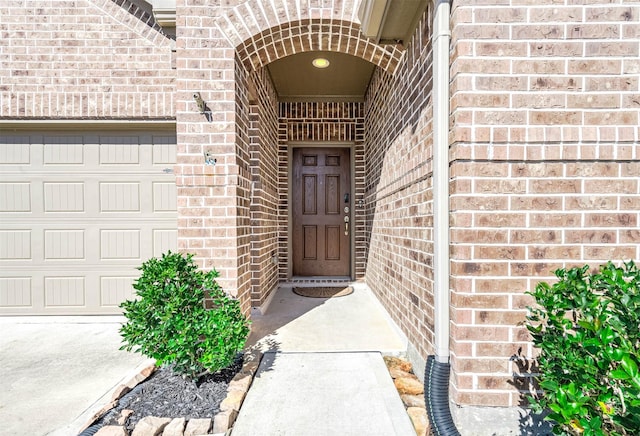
[
  {"left": 232, "top": 352, "right": 416, "bottom": 436},
  {"left": 234, "top": 283, "right": 414, "bottom": 435},
  {"left": 0, "top": 316, "right": 150, "bottom": 436}
]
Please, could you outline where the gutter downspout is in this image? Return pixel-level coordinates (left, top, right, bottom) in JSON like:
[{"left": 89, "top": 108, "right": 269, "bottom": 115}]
[
  {"left": 426, "top": 0, "right": 460, "bottom": 434},
  {"left": 433, "top": 0, "right": 451, "bottom": 368}
]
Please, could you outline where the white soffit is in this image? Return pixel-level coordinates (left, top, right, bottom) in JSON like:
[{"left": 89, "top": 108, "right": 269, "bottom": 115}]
[
  {"left": 150, "top": 0, "right": 176, "bottom": 28},
  {"left": 358, "top": 0, "right": 428, "bottom": 45}
]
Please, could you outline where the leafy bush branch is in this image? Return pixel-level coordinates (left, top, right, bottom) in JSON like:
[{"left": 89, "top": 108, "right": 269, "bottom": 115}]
[
  {"left": 526, "top": 261, "right": 640, "bottom": 435},
  {"left": 119, "top": 251, "right": 250, "bottom": 380}
]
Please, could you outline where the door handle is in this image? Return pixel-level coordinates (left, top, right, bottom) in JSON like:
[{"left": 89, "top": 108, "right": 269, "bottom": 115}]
[{"left": 344, "top": 215, "right": 349, "bottom": 236}]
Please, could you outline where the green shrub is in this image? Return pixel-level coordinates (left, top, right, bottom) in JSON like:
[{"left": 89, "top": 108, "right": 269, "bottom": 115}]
[
  {"left": 119, "top": 251, "right": 250, "bottom": 380},
  {"left": 526, "top": 261, "right": 640, "bottom": 435}
]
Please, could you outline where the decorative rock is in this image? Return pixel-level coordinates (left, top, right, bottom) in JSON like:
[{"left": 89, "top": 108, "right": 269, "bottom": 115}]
[
  {"left": 212, "top": 409, "right": 238, "bottom": 434},
  {"left": 407, "top": 407, "right": 430, "bottom": 436},
  {"left": 126, "top": 363, "right": 156, "bottom": 390},
  {"left": 219, "top": 389, "right": 246, "bottom": 412},
  {"left": 401, "top": 394, "right": 426, "bottom": 409},
  {"left": 184, "top": 418, "right": 211, "bottom": 436},
  {"left": 80, "top": 400, "right": 118, "bottom": 431},
  {"left": 240, "top": 360, "right": 260, "bottom": 377},
  {"left": 132, "top": 416, "right": 171, "bottom": 436},
  {"left": 162, "top": 417, "right": 186, "bottom": 436},
  {"left": 228, "top": 373, "right": 252, "bottom": 392},
  {"left": 96, "top": 426, "right": 128, "bottom": 436},
  {"left": 383, "top": 356, "right": 412, "bottom": 373},
  {"left": 117, "top": 409, "right": 134, "bottom": 426},
  {"left": 394, "top": 376, "right": 424, "bottom": 395},
  {"left": 111, "top": 384, "right": 132, "bottom": 402},
  {"left": 389, "top": 367, "right": 413, "bottom": 380}
]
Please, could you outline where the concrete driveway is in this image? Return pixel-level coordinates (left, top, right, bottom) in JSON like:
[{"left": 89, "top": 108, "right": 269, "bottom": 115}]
[{"left": 0, "top": 316, "right": 150, "bottom": 436}]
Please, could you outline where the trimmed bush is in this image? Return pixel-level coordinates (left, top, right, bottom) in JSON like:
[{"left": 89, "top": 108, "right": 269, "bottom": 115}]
[
  {"left": 526, "top": 261, "right": 640, "bottom": 435},
  {"left": 119, "top": 251, "right": 250, "bottom": 380}
]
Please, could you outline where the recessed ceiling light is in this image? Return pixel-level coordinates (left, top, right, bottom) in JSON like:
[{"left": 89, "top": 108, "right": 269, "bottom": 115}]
[{"left": 312, "top": 57, "right": 330, "bottom": 69}]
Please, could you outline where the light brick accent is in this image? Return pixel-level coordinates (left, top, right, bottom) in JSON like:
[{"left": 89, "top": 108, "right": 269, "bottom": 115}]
[
  {"left": 236, "top": 19, "right": 403, "bottom": 74},
  {"left": 0, "top": 0, "right": 175, "bottom": 119}
]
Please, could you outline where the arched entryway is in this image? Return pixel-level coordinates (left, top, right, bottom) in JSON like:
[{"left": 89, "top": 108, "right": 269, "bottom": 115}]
[{"left": 175, "top": 1, "right": 404, "bottom": 311}]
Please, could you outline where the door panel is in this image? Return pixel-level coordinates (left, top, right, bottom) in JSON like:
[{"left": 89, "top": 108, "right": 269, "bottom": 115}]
[{"left": 292, "top": 147, "right": 350, "bottom": 276}]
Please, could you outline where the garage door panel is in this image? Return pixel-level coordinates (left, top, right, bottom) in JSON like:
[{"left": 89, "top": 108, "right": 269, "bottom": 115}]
[
  {"left": 44, "top": 230, "right": 85, "bottom": 260},
  {"left": 99, "top": 138, "right": 140, "bottom": 165},
  {"left": 0, "top": 278, "right": 32, "bottom": 307},
  {"left": 153, "top": 182, "right": 177, "bottom": 211},
  {"left": 100, "top": 276, "right": 136, "bottom": 307},
  {"left": 153, "top": 229, "right": 178, "bottom": 257},
  {"left": 44, "top": 277, "right": 85, "bottom": 307},
  {"left": 0, "top": 230, "right": 31, "bottom": 259},
  {"left": 153, "top": 140, "right": 176, "bottom": 164},
  {"left": 0, "top": 182, "right": 31, "bottom": 211},
  {"left": 44, "top": 182, "right": 85, "bottom": 212},
  {"left": 100, "top": 182, "right": 141, "bottom": 212},
  {"left": 43, "top": 138, "right": 84, "bottom": 164},
  {"left": 100, "top": 229, "right": 141, "bottom": 260},
  {"left": 0, "top": 131, "right": 177, "bottom": 315}
]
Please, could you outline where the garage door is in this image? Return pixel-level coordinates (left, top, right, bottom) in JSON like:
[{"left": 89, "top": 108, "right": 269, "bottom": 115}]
[{"left": 0, "top": 130, "right": 177, "bottom": 315}]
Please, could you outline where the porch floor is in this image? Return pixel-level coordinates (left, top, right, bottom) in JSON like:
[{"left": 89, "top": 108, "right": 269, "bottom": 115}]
[{"left": 246, "top": 282, "right": 407, "bottom": 354}]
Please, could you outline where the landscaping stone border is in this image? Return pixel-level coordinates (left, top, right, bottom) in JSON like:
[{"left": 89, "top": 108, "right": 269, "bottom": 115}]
[
  {"left": 383, "top": 355, "right": 431, "bottom": 436},
  {"left": 78, "top": 350, "right": 263, "bottom": 436},
  {"left": 79, "top": 352, "right": 427, "bottom": 436}
]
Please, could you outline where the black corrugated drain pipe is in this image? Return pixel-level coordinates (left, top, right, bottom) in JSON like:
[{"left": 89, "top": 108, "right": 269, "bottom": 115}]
[
  {"left": 77, "top": 422, "right": 103, "bottom": 436},
  {"left": 425, "top": 355, "right": 461, "bottom": 436}
]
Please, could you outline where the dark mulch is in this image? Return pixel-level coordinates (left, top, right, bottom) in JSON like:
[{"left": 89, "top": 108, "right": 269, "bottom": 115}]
[{"left": 97, "top": 355, "right": 243, "bottom": 432}]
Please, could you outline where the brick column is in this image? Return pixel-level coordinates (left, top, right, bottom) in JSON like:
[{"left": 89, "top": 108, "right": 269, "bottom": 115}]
[{"left": 175, "top": 1, "right": 251, "bottom": 312}]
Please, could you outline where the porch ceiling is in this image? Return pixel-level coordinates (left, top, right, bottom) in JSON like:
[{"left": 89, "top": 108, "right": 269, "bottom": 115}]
[{"left": 266, "top": 51, "right": 376, "bottom": 102}]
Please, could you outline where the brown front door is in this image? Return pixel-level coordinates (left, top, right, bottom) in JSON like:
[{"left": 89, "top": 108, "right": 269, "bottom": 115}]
[{"left": 292, "top": 147, "right": 351, "bottom": 276}]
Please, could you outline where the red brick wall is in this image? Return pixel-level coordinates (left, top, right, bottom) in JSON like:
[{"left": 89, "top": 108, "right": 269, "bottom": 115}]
[
  {"left": 0, "top": 0, "right": 175, "bottom": 119},
  {"left": 449, "top": 0, "right": 640, "bottom": 406}
]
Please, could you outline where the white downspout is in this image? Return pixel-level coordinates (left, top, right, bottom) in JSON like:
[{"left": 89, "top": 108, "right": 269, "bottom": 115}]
[
  {"left": 426, "top": 3, "right": 460, "bottom": 434},
  {"left": 432, "top": 0, "right": 451, "bottom": 364}
]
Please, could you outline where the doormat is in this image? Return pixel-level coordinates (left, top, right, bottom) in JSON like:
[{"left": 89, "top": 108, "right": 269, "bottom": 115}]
[{"left": 292, "top": 286, "right": 354, "bottom": 298}]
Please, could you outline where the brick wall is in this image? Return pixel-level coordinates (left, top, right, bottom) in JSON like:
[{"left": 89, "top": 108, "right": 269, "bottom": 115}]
[
  {"left": 0, "top": 0, "right": 175, "bottom": 119},
  {"left": 175, "top": 0, "right": 240, "bottom": 301},
  {"left": 363, "top": 5, "right": 436, "bottom": 365},
  {"left": 449, "top": 0, "right": 640, "bottom": 406},
  {"left": 248, "top": 67, "right": 280, "bottom": 307}
]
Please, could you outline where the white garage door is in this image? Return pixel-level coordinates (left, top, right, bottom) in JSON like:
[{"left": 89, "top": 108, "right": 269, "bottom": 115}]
[{"left": 0, "top": 129, "right": 177, "bottom": 315}]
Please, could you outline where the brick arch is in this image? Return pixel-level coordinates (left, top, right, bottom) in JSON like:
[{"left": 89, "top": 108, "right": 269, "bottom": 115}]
[{"left": 216, "top": 0, "right": 404, "bottom": 74}]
